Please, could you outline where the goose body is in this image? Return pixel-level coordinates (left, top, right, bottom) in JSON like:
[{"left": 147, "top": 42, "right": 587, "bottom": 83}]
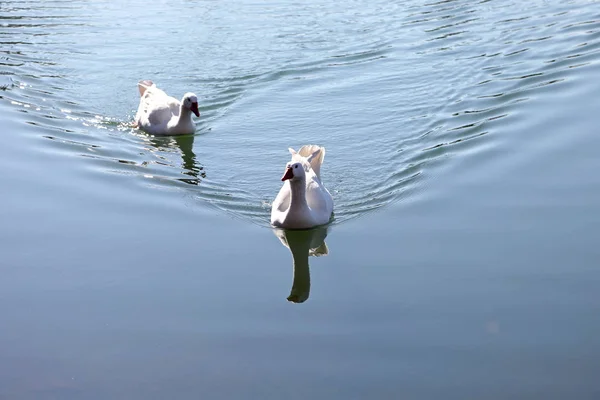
[
  {"left": 271, "top": 145, "right": 334, "bottom": 229},
  {"left": 134, "top": 80, "right": 199, "bottom": 135}
]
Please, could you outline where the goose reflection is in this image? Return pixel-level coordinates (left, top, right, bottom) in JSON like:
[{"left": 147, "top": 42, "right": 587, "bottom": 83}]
[
  {"left": 145, "top": 134, "right": 206, "bottom": 185},
  {"left": 273, "top": 226, "right": 330, "bottom": 303}
]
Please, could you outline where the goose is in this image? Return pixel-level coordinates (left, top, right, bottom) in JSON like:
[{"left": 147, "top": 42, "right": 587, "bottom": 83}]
[
  {"left": 271, "top": 145, "right": 334, "bottom": 229},
  {"left": 134, "top": 80, "right": 199, "bottom": 135}
]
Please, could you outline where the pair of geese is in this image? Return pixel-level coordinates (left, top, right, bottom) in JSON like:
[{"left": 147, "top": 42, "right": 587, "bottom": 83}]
[{"left": 134, "top": 81, "right": 334, "bottom": 229}]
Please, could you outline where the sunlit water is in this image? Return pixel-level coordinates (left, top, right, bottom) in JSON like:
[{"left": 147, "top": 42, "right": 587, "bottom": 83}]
[{"left": 1, "top": 0, "right": 600, "bottom": 398}]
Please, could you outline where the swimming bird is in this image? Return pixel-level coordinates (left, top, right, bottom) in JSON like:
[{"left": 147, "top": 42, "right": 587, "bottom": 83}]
[
  {"left": 271, "top": 145, "right": 334, "bottom": 229},
  {"left": 134, "top": 80, "right": 199, "bottom": 135}
]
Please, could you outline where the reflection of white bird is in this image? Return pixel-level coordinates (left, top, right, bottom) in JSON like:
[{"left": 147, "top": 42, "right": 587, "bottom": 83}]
[
  {"left": 271, "top": 145, "right": 334, "bottom": 229},
  {"left": 134, "top": 80, "right": 200, "bottom": 135},
  {"left": 274, "top": 227, "right": 329, "bottom": 258},
  {"left": 274, "top": 226, "right": 329, "bottom": 303}
]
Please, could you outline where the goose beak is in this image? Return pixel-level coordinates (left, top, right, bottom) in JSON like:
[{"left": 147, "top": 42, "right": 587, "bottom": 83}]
[
  {"left": 190, "top": 102, "right": 200, "bottom": 117},
  {"left": 281, "top": 167, "right": 294, "bottom": 181}
]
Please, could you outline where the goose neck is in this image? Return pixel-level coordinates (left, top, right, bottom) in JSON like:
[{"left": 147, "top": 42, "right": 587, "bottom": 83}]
[{"left": 289, "top": 178, "right": 308, "bottom": 210}]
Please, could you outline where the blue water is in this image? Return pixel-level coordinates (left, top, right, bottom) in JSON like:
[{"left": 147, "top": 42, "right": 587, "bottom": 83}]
[{"left": 1, "top": 0, "right": 600, "bottom": 398}]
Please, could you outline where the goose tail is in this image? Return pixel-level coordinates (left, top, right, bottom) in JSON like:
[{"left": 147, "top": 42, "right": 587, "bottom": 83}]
[
  {"left": 298, "top": 145, "right": 325, "bottom": 179},
  {"left": 137, "top": 80, "right": 155, "bottom": 96}
]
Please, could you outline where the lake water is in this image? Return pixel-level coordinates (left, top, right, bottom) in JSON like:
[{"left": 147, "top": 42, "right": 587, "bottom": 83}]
[{"left": 1, "top": 0, "right": 600, "bottom": 398}]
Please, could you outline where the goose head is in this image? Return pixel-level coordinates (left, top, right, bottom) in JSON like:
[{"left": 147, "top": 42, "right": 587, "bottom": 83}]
[
  {"left": 281, "top": 161, "right": 306, "bottom": 182},
  {"left": 182, "top": 93, "right": 200, "bottom": 117}
]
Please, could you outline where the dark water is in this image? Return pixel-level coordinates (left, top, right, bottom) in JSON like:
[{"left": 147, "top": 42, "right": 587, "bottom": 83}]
[{"left": 1, "top": 0, "right": 600, "bottom": 398}]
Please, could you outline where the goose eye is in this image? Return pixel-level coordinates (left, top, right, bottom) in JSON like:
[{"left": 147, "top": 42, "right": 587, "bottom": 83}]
[{"left": 294, "top": 165, "right": 298, "bottom": 169}]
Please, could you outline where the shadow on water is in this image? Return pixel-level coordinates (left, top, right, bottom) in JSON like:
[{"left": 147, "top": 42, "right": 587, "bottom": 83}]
[
  {"left": 273, "top": 226, "right": 329, "bottom": 303},
  {"left": 144, "top": 134, "right": 206, "bottom": 186}
]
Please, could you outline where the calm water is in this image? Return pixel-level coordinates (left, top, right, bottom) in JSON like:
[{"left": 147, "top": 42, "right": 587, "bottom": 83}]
[{"left": 1, "top": 0, "right": 600, "bottom": 398}]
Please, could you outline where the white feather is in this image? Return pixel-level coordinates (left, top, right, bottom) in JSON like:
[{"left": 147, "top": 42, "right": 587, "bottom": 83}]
[
  {"left": 271, "top": 145, "right": 334, "bottom": 229},
  {"left": 134, "top": 80, "right": 199, "bottom": 135}
]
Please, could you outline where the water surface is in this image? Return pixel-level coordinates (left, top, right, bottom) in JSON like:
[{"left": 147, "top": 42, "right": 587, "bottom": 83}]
[{"left": 1, "top": 0, "right": 600, "bottom": 398}]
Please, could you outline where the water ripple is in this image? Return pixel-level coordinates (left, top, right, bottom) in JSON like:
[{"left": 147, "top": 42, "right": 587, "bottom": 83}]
[{"left": 1, "top": 0, "right": 599, "bottom": 226}]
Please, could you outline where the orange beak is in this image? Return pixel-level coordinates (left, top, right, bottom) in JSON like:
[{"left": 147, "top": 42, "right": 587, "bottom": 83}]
[
  {"left": 281, "top": 167, "right": 294, "bottom": 181},
  {"left": 190, "top": 102, "right": 200, "bottom": 117}
]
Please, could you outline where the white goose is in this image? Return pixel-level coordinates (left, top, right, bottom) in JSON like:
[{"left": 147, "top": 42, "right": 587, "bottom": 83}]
[
  {"left": 271, "top": 145, "right": 334, "bottom": 229},
  {"left": 134, "top": 80, "right": 200, "bottom": 135}
]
